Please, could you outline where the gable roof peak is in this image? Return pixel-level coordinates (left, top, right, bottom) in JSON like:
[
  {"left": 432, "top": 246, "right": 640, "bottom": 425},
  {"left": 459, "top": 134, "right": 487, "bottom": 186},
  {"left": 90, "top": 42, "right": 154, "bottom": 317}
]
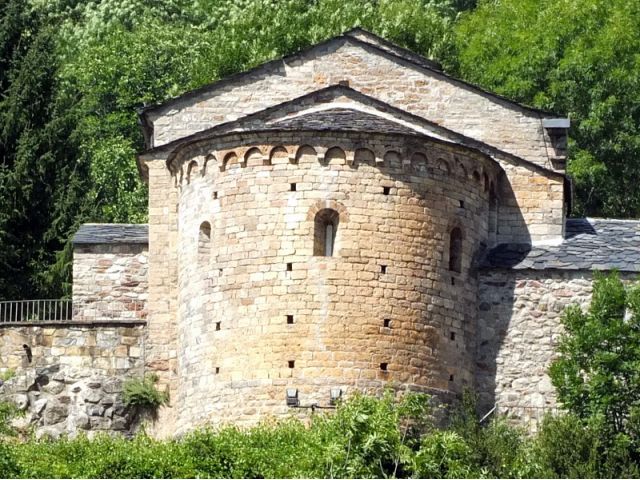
[
  {"left": 342, "top": 27, "right": 443, "bottom": 71},
  {"left": 138, "top": 28, "right": 561, "bottom": 148}
]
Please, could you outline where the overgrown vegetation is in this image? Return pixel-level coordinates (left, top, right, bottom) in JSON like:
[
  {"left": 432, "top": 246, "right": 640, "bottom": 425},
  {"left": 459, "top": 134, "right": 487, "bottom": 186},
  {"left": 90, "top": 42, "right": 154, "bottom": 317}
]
[
  {"left": 1, "top": 0, "right": 640, "bottom": 299},
  {"left": 548, "top": 271, "right": 640, "bottom": 477},
  {"left": 2, "top": 276, "right": 637, "bottom": 478},
  {"left": 0, "top": 390, "right": 638, "bottom": 478}
]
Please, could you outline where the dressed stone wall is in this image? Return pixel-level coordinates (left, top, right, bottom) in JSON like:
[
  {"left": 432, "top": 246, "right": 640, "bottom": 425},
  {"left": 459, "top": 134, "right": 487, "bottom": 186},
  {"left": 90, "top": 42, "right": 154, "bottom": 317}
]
[
  {"left": 145, "top": 39, "right": 565, "bottom": 244},
  {"left": 143, "top": 160, "right": 180, "bottom": 438},
  {"left": 171, "top": 129, "right": 501, "bottom": 432},
  {"left": 476, "top": 269, "right": 637, "bottom": 422},
  {"left": 0, "top": 321, "right": 145, "bottom": 438},
  {"left": 148, "top": 38, "right": 557, "bottom": 171}
]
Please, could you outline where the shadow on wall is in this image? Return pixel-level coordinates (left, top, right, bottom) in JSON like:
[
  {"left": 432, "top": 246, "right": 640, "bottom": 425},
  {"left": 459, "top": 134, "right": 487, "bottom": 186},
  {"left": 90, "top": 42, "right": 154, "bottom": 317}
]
[{"left": 473, "top": 170, "right": 533, "bottom": 416}]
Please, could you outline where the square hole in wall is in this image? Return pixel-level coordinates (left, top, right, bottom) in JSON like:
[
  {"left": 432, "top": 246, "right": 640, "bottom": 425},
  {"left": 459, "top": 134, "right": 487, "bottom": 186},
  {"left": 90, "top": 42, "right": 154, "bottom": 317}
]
[
  {"left": 213, "top": 191, "right": 218, "bottom": 200},
  {"left": 290, "top": 183, "right": 297, "bottom": 191},
  {"left": 286, "top": 262, "right": 293, "bottom": 272},
  {"left": 288, "top": 360, "right": 295, "bottom": 368},
  {"left": 449, "top": 374, "right": 454, "bottom": 382},
  {"left": 383, "top": 186, "right": 391, "bottom": 195},
  {"left": 451, "top": 277, "right": 456, "bottom": 286},
  {"left": 215, "top": 321, "right": 221, "bottom": 331},
  {"left": 450, "top": 331, "right": 455, "bottom": 341},
  {"left": 287, "top": 315, "right": 294, "bottom": 324},
  {"left": 380, "top": 362, "right": 388, "bottom": 371},
  {"left": 215, "top": 367, "right": 220, "bottom": 374},
  {"left": 383, "top": 319, "right": 392, "bottom": 328},
  {"left": 459, "top": 200, "right": 465, "bottom": 208},
  {"left": 380, "top": 265, "right": 387, "bottom": 274}
]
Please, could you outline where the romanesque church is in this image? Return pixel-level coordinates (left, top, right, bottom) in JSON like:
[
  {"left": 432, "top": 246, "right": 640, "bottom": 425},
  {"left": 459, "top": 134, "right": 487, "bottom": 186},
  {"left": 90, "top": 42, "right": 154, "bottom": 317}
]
[{"left": 1, "top": 29, "right": 638, "bottom": 438}]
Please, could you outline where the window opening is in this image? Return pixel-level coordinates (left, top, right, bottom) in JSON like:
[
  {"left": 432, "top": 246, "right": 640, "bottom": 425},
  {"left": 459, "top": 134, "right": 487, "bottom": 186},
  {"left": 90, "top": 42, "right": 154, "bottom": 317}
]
[
  {"left": 449, "top": 227, "right": 463, "bottom": 273},
  {"left": 314, "top": 209, "right": 339, "bottom": 256}
]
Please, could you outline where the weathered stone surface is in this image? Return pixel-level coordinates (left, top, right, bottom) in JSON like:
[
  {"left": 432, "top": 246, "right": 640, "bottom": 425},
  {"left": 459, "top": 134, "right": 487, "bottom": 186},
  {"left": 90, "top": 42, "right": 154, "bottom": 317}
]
[
  {"left": 33, "top": 398, "right": 48, "bottom": 415},
  {"left": 12, "top": 394, "right": 28, "bottom": 411},
  {"left": 475, "top": 269, "right": 638, "bottom": 424},
  {"left": 0, "top": 322, "right": 144, "bottom": 437},
  {"left": 74, "top": 413, "right": 91, "bottom": 430},
  {"left": 42, "top": 379, "right": 65, "bottom": 395},
  {"left": 84, "top": 390, "right": 102, "bottom": 404},
  {"left": 71, "top": 242, "right": 148, "bottom": 322},
  {"left": 43, "top": 401, "right": 69, "bottom": 425},
  {"left": 103, "top": 379, "right": 122, "bottom": 394}
]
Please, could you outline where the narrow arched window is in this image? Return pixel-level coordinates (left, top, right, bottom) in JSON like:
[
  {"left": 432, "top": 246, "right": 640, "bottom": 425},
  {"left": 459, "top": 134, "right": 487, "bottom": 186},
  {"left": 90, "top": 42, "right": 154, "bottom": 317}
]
[
  {"left": 314, "top": 209, "right": 339, "bottom": 256},
  {"left": 449, "top": 227, "right": 463, "bottom": 273},
  {"left": 198, "top": 221, "right": 211, "bottom": 259}
]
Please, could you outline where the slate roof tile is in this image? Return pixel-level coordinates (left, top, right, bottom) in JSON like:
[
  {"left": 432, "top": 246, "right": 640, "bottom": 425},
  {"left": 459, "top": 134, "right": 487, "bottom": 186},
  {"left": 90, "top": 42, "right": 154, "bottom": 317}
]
[
  {"left": 73, "top": 224, "right": 148, "bottom": 245},
  {"left": 266, "top": 108, "right": 422, "bottom": 136},
  {"left": 484, "top": 218, "right": 640, "bottom": 272}
]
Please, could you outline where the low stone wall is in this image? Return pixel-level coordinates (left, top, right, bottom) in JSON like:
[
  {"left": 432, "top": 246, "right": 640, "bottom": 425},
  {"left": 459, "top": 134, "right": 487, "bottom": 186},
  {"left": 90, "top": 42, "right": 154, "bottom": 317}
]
[
  {"left": 0, "top": 320, "right": 145, "bottom": 438},
  {"left": 476, "top": 269, "right": 636, "bottom": 422}
]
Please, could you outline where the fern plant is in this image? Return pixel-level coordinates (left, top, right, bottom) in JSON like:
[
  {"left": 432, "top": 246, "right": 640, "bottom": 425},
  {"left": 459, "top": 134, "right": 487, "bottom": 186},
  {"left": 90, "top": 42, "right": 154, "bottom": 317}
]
[{"left": 123, "top": 373, "right": 168, "bottom": 410}]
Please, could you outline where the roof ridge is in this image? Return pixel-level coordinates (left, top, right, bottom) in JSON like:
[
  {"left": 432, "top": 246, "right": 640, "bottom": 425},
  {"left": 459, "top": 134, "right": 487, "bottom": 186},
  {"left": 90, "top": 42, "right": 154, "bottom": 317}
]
[
  {"left": 137, "top": 84, "right": 565, "bottom": 184},
  {"left": 581, "top": 217, "right": 640, "bottom": 223},
  {"left": 80, "top": 223, "right": 148, "bottom": 226},
  {"left": 137, "top": 28, "right": 559, "bottom": 130}
]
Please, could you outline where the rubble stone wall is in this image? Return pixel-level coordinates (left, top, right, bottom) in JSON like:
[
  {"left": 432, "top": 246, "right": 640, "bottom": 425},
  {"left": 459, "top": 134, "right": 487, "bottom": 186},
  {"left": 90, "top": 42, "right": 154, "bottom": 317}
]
[
  {"left": 172, "top": 129, "right": 500, "bottom": 432},
  {"left": 0, "top": 321, "right": 145, "bottom": 439},
  {"left": 72, "top": 244, "right": 148, "bottom": 320},
  {"left": 476, "top": 269, "right": 637, "bottom": 422}
]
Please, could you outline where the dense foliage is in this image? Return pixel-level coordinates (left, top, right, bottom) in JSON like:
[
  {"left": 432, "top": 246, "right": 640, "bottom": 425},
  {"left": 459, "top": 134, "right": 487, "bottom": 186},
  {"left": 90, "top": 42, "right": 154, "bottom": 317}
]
[
  {"left": 549, "top": 271, "right": 640, "bottom": 476},
  {"left": 0, "top": 392, "right": 639, "bottom": 478},
  {"left": 1, "top": 0, "right": 640, "bottom": 297},
  {"left": 123, "top": 373, "right": 169, "bottom": 410},
  {"left": 454, "top": 0, "right": 640, "bottom": 218}
]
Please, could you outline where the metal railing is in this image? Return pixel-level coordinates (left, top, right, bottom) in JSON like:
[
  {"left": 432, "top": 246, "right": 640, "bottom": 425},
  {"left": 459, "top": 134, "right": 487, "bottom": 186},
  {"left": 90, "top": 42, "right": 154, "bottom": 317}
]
[{"left": 0, "top": 299, "right": 146, "bottom": 323}]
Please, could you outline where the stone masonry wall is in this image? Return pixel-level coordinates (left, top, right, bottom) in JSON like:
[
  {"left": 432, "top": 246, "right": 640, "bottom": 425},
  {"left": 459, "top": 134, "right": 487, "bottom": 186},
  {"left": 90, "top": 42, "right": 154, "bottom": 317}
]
[
  {"left": 143, "top": 159, "right": 180, "bottom": 438},
  {"left": 476, "top": 269, "right": 637, "bottom": 423},
  {"left": 172, "top": 129, "right": 500, "bottom": 432},
  {"left": 72, "top": 244, "right": 148, "bottom": 321},
  {"left": 145, "top": 39, "right": 568, "bottom": 243},
  {"left": 148, "top": 39, "right": 556, "bottom": 172},
  {"left": 0, "top": 321, "right": 145, "bottom": 438}
]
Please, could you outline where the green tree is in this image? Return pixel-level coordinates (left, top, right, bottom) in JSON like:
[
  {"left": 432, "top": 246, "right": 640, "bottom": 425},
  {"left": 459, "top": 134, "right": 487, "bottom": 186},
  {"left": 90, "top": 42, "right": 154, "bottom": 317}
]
[
  {"left": 56, "top": 0, "right": 466, "bottom": 222},
  {"left": 454, "top": 0, "right": 640, "bottom": 218},
  {"left": 549, "top": 271, "right": 640, "bottom": 470},
  {"left": 0, "top": 4, "right": 91, "bottom": 299}
]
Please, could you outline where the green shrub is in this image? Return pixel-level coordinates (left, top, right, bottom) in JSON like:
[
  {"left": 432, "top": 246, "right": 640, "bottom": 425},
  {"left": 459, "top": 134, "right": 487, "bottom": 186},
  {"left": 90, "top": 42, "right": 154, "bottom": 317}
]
[
  {"left": 0, "top": 370, "right": 15, "bottom": 382},
  {"left": 0, "top": 402, "right": 20, "bottom": 438},
  {"left": 123, "top": 374, "right": 168, "bottom": 410},
  {"left": 532, "top": 413, "right": 601, "bottom": 478},
  {"left": 447, "top": 391, "right": 537, "bottom": 478},
  {"left": 0, "top": 441, "right": 19, "bottom": 478},
  {"left": 415, "top": 430, "right": 477, "bottom": 478},
  {"left": 3, "top": 392, "right": 640, "bottom": 478}
]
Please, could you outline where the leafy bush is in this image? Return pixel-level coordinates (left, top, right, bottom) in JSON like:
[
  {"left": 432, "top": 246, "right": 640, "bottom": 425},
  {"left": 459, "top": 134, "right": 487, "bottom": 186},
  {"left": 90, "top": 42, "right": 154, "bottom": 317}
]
[
  {"left": 0, "top": 370, "right": 15, "bottom": 382},
  {"left": 0, "top": 402, "right": 20, "bottom": 438},
  {"left": 2, "top": 392, "right": 640, "bottom": 478},
  {"left": 123, "top": 373, "right": 168, "bottom": 410},
  {"left": 415, "top": 430, "right": 477, "bottom": 478}
]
